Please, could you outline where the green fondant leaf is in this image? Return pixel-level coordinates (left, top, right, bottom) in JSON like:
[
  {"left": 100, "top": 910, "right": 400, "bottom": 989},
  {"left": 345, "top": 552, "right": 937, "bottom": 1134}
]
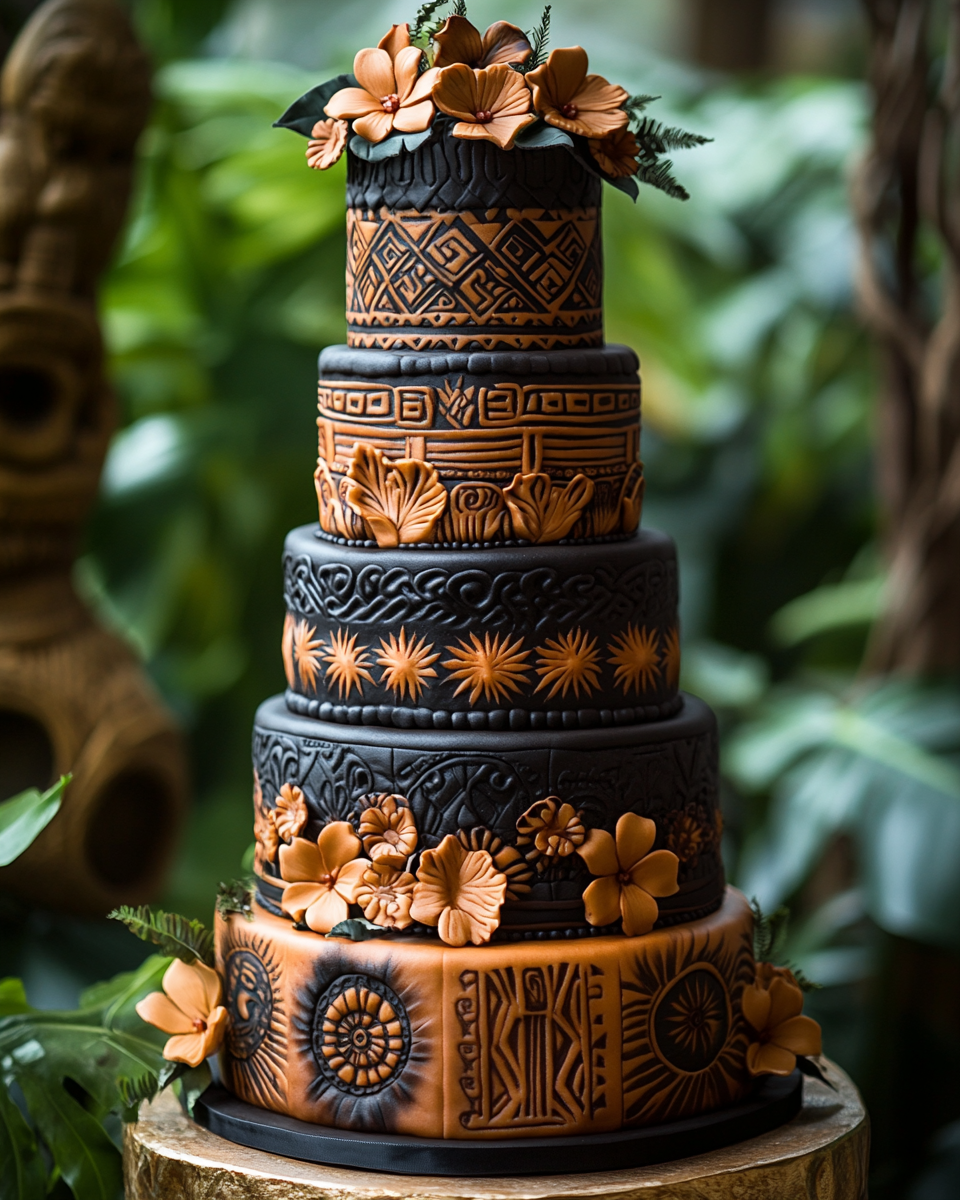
[
  {"left": 108, "top": 905, "right": 215, "bottom": 967},
  {"left": 326, "top": 917, "right": 391, "bottom": 941},
  {"left": 0, "top": 775, "right": 70, "bottom": 868},
  {"left": 609, "top": 174, "right": 639, "bottom": 201},
  {"left": 513, "top": 120, "right": 573, "bottom": 150},
  {"left": 274, "top": 74, "right": 359, "bottom": 137},
  {"left": 348, "top": 127, "right": 435, "bottom": 161}
]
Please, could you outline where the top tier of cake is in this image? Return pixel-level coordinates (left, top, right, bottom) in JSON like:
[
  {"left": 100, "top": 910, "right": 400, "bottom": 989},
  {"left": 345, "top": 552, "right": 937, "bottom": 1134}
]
[{"left": 344, "top": 137, "right": 603, "bottom": 352}]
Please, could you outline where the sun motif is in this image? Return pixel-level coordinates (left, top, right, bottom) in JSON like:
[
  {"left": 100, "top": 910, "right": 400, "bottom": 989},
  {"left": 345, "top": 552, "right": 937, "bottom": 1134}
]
[
  {"left": 662, "top": 972, "right": 727, "bottom": 1059},
  {"left": 376, "top": 628, "right": 440, "bottom": 702},
  {"left": 534, "top": 628, "right": 601, "bottom": 700},
  {"left": 292, "top": 619, "right": 324, "bottom": 691},
  {"left": 442, "top": 632, "right": 531, "bottom": 704},
  {"left": 323, "top": 628, "right": 375, "bottom": 699},
  {"left": 608, "top": 624, "right": 661, "bottom": 696},
  {"left": 662, "top": 626, "right": 681, "bottom": 688}
]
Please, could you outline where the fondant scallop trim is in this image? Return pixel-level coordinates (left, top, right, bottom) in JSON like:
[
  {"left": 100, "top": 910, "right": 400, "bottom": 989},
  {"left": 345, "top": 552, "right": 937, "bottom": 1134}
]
[
  {"left": 317, "top": 344, "right": 640, "bottom": 379},
  {"left": 312, "top": 531, "right": 636, "bottom": 550},
  {"left": 283, "top": 688, "right": 685, "bottom": 730}
]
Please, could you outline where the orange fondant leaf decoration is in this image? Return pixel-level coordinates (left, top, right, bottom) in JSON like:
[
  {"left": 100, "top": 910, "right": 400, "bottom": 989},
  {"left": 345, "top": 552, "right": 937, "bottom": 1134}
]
[
  {"left": 504, "top": 472, "right": 595, "bottom": 543},
  {"left": 315, "top": 458, "right": 349, "bottom": 537},
  {"left": 346, "top": 442, "right": 447, "bottom": 548},
  {"left": 620, "top": 463, "right": 645, "bottom": 532}
]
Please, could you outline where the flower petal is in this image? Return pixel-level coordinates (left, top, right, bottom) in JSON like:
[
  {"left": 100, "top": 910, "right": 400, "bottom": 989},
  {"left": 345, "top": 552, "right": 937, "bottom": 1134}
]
[
  {"left": 378, "top": 23, "right": 411, "bottom": 58},
  {"left": 353, "top": 110, "right": 396, "bottom": 143},
  {"left": 318, "top": 821, "right": 362, "bottom": 872},
  {"left": 629, "top": 849, "right": 679, "bottom": 898},
  {"left": 392, "top": 98, "right": 436, "bottom": 133},
  {"left": 578, "top": 827, "right": 619, "bottom": 877},
  {"left": 438, "top": 906, "right": 472, "bottom": 946},
  {"left": 279, "top": 837, "right": 324, "bottom": 883},
  {"left": 333, "top": 856, "right": 368, "bottom": 904},
  {"left": 433, "top": 63, "right": 480, "bottom": 122},
  {"left": 394, "top": 45, "right": 423, "bottom": 102},
  {"left": 325, "top": 86, "right": 381, "bottom": 119},
  {"left": 531, "top": 46, "right": 588, "bottom": 108},
  {"left": 747, "top": 1041, "right": 797, "bottom": 1077},
  {"left": 619, "top": 882, "right": 659, "bottom": 937},
  {"left": 771, "top": 1015, "right": 822, "bottom": 1057},
  {"left": 576, "top": 73, "right": 629, "bottom": 114},
  {"left": 767, "top": 976, "right": 805, "bottom": 1027},
  {"left": 200, "top": 1006, "right": 229, "bottom": 1059},
  {"left": 406, "top": 66, "right": 440, "bottom": 106},
  {"left": 353, "top": 47, "right": 396, "bottom": 102},
  {"left": 433, "top": 15, "right": 484, "bottom": 68},
  {"left": 162, "top": 958, "right": 221, "bottom": 1023},
  {"left": 281, "top": 881, "right": 326, "bottom": 922},
  {"left": 478, "top": 65, "right": 532, "bottom": 118},
  {"left": 741, "top": 983, "right": 772, "bottom": 1033},
  {"left": 163, "top": 1032, "right": 208, "bottom": 1068},
  {"left": 615, "top": 813, "right": 657, "bottom": 870},
  {"left": 304, "top": 889, "right": 350, "bottom": 933},
  {"left": 583, "top": 875, "right": 622, "bottom": 927},
  {"left": 136, "top": 991, "right": 192, "bottom": 1035},
  {"left": 452, "top": 113, "right": 535, "bottom": 149},
  {"left": 479, "top": 21, "right": 532, "bottom": 67}
]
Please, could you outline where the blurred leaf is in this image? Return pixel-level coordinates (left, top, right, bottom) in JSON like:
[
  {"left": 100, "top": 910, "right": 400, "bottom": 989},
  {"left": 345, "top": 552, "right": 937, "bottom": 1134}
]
[
  {"left": 0, "top": 1081, "right": 45, "bottom": 1200},
  {"left": 0, "top": 777, "right": 71, "bottom": 868},
  {"left": 771, "top": 577, "right": 885, "bottom": 646},
  {"left": 0, "top": 979, "right": 30, "bottom": 1017}
]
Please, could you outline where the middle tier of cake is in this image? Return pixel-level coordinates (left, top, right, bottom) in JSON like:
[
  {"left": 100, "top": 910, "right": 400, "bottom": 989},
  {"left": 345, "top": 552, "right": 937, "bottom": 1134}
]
[
  {"left": 252, "top": 693, "right": 724, "bottom": 938},
  {"left": 282, "top": 527, "right": 680, "bottom": 729}
]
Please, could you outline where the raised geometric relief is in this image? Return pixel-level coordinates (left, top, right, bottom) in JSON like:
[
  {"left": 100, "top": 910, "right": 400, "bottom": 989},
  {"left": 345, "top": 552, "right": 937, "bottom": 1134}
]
[
  {"left": 312, "top": 973, "right": 411, "bottom": 1095},
  {"left": 345, "top": 207, "right": 603, "bottom": 351},
  {"left": 220, "top": 934, "right": 287, "bottom": 1108},
  {"left": 455, "top": 961, "right": 610, "bottom": 1131}
]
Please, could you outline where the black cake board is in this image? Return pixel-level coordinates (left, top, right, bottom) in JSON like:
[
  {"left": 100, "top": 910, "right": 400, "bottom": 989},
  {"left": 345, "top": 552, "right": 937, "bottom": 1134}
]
[{"left": 191, "top": 1073, "right": 803, "bottom": 1177}]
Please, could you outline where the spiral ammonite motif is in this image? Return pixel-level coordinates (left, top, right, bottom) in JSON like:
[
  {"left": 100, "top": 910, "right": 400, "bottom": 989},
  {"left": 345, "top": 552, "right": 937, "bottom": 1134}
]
[
  {"left": 312, "top": 974, "right": 410, "bottom": 1095},
  {"left": 224, "top": 949, "right": 273, "bottom": 1060},
  {"left": 650, "top": 963, "right": 731, "bottom": 1074}
]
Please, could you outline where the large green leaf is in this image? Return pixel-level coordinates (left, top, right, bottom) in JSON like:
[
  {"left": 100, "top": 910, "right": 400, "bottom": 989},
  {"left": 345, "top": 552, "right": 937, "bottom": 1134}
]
[
  {"left": 0, "top": 776, "right": 71, "bottom": 867},
  {"left": 0, "top": 1082, "right": 45, "bottom": 1200}
]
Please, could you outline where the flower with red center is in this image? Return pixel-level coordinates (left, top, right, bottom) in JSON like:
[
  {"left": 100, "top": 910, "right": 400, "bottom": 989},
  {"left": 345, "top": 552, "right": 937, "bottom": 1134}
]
[
  {"left": 432, "top": 64, "right": 536, "bottom": 150},
  {"left": 527, "top": 47, "right": 628, "bottom": 140},
  {"left": 325, "top": 33, "right": 438, "bottom": 144},
  {"left": 357, "top": 794, "right": 418, "bottom": 866},
  {"left": 306, "top": 117, "right": 348, "bottom": 170},
  {"left": 577, "top": 813, "right": 679, "bottom": 936},
  {"left": 589, "top": 127, "right": 640, "bottom": 178},
  {"left": 136, "top": 959, "right": 228, "bottom": 1068},
  {"left": 410, "top": 834, "right": 507, "bottom": 946},
  {"left": 742, "top": 964, "right": 822, "bottom": 1076},
  {"left": 278, "top": 821, "right": 367, "bottom": 933},
  {"left": 432, "top": 14, "right": 532, "bottom": 69}
]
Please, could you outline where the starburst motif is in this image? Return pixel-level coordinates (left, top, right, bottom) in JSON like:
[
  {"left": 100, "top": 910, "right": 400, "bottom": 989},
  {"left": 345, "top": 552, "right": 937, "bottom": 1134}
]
[
  {"left": 534, "top": 628, "right": 601, "bottom": 700},
  {"left": 662, "top": 626, "right": 681, "bottom": 688},
  {"left": 292, "top": 619, "right": 324, "bottom": 691},
  {"left": 664, "top": 973, "right": 727, "bottom": 1057},
  {"left": 442, "top": 632, "right": 531, "bottom": 704},
  {"left": 376, "top": 627, "right": 440, "bottom": 701},
  {"left": 323, "top": 628, "right": 375, "bottom": 699},
  {"left": 281, "top": 613, "right": 295, "bottom": 688},
  {"left": 608, "top": 624, "right": 661, "bottom": 696}
]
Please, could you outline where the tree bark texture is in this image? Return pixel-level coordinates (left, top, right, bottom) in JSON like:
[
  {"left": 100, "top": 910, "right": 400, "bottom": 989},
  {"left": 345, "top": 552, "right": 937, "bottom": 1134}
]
[{"left": 855, "top": 0, "right": 960, "bottom": 672}]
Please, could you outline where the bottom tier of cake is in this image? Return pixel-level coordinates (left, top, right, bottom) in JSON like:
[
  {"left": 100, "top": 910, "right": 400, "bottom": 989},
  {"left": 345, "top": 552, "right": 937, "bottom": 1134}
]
[{"left": 215, "top": 887, "right": 756, "bottom": 1140}]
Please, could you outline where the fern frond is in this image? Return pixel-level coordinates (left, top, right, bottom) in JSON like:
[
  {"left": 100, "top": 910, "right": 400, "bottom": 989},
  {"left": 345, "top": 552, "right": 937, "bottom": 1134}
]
[
  {"left": 216, "top": 879, "right": 254, "bottom": 920},
  {"left": 522, "top": 5, "right": 551, "bottom": 71},
  {"left": 109, "top": 905, "right": 215, "bottom": 966},
  {"left": 452, "top": 0, "right": 467, "bottom": 14},
  {"left": 635, "top": 157, "right": 690, "bottom": 201},
  {"left": 657, "top": 124, "right": 712, "bottom": 151},
  {"left": 411, "top": 0, "right": 447, "bottom": 43},
  {"left": 624, "top": 94, "right": 660, "bottom": 122},
  {"left": 117, "top": 1071, "right": 159, "bottom": 1110}
]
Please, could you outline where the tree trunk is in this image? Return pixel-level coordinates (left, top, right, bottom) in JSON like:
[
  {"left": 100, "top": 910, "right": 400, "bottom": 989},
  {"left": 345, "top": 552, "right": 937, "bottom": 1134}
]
[{"left": 855, "top": 0, "right": 960, "bottom": 672}]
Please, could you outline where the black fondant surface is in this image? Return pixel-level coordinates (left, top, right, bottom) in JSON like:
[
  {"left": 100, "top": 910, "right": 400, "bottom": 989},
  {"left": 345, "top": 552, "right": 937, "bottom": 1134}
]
[
  {"left": 283, "top": 529, "right": 678, "bottom": 722},
  {"left": 346, "top": 130, "right": 602, "bottom": 213},
  {"left": 253, "top": 692, "right": 724, "bottom": 932},
  {"left": 318, "top": 343, "right": 639, "bottom": 380},
  {"left": 192, "top": 1073, "right": 802, "bottom": 1176}
]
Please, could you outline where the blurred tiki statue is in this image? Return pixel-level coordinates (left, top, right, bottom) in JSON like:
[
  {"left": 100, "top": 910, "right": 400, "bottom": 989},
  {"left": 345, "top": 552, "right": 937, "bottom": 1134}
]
[{"left": 0, "top": 0, "right": 187, "bottom": 912}]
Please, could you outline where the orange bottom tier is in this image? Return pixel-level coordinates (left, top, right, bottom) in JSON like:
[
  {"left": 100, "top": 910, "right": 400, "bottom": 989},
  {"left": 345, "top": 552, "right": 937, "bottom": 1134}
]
[{"left": 214, "top": 887, "right": 756, "bottom": 1140}]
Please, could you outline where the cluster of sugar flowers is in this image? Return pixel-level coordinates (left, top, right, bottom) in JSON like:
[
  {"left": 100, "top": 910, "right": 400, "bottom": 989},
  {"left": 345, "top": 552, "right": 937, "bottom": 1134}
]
[{"left": 279, "top": 8, "right": 706, "bottom": 197}]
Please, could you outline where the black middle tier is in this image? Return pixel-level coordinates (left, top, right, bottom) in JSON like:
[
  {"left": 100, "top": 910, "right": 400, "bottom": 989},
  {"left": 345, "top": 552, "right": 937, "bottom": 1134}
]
[
  {"left": 253, "top": 693, "right": 724, "bottom": 937},
  {"left": 282, "top": 526, "right": 680, "bottom": 729}
]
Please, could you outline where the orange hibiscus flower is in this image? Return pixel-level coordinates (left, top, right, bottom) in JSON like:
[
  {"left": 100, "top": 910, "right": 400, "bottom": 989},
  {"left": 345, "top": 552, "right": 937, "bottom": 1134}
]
[
  {"left": 325, "top": 29, "right": 438, "bottom": 144},
  {"left": 410, "top": 834, "right": 507, "bottom": 946},
  {"left": 358, "top": 794, "right": 417, "bottom": 866},
  {"left": 742, "top": 964, "right": 822, "bottom": 1076},
  {"left": 589, "top": 127, "right": 640, "bottom": 178},
  {"left": 356, "top": 861, "right": 416, "bottom": 930},
  {"left": 432, "top": 14, "right": 532, "bottom": 68},
  {"left": 306, "top": 117, "right": 348, "bottom": 169},
  {"left": 527, "top": 47, "right": 628, "bottom": 140},
  {"left": 136, "top": 959, "right": 228, "bottom": 1068},
  {"left": 577, "top": 813, "right": 679, "bottom": 936},
  {"left": 432, "top": 64, "right": 536, "bottom": 150},
  {"left": 278, "top": 821, "right": 367, "bottom": 933}
]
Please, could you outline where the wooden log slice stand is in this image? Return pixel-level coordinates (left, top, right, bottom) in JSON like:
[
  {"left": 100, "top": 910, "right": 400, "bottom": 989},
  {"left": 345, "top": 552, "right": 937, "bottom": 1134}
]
[{"left": 124, "top": 1060, "right": 869, "bottom": 1199}]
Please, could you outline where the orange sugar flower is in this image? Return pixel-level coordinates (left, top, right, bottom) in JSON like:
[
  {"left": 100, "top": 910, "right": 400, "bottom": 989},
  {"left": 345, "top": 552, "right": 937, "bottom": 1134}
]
[
  {"left": 306, "top": 118, "right": 348, "bottom": 170},
  {"left": 742, "top": 965, "right": 823, "bottom": 1076},
  {"left": 432, "top": 14, "right": 532, "bottom": 69},
  {"left": 589, "top": 127, "right": 640, "bottom": 178},
  {"left": 278, "top": 821, "right": 367, "bottom": 934},
  {"left": 358, "top": 794, "right": 418, "bottom": 866},
  {"left": 410, "top": 834, "right": 507, "bottom": 946},
  {"left": 355, "top": 861, "right": 416, "bottom": 930},
  {"left": 274, "top": 782, "right": 308, "bottom": 843},
  {"left": 432, "top": 63, "right": 536, "bottom": 150},
  {"left": 135, "top": 958, "right": 228, "bottom": 1068},
  {"left": 577, "top": 812, "right": 679, "bottom": 936},
  {"left": 527, "top": 47, "right": 628, "bottom": 140},
  {"left": 325, "top": 38, "right": 438, "bottom": 144}
]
